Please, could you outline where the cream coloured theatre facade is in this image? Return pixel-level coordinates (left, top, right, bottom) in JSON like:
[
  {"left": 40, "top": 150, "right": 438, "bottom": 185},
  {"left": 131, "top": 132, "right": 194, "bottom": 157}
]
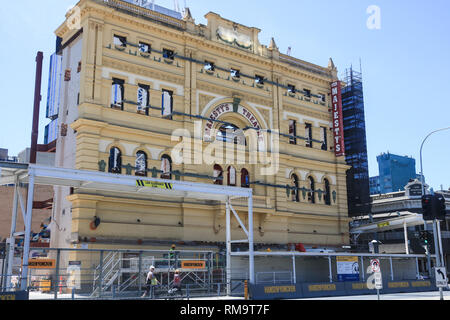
[{"left": 50, "top": 0, "right": 351, "bottom": 252}]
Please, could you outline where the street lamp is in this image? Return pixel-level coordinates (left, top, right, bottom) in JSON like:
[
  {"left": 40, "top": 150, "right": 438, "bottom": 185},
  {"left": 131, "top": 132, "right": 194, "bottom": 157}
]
[
  {"left": 419, "top": 126, "right": 450, "bottom": 301},
  {"left": 419, "top": 126, "right": 450, "bottom": 195}
]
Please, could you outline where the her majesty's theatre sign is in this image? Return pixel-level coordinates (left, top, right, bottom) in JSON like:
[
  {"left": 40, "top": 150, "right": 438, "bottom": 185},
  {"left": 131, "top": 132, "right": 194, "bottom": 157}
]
[
  {"left": 204, "top": 103, "right": 264, "bottom": 145},
  {"left": 331, "top": 81, "right": 345, "bottom": 157}
]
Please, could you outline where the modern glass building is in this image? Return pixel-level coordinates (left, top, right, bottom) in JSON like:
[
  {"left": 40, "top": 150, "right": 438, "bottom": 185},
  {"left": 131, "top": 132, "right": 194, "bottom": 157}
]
[
  {"left": 369, "top": 176, "right": 381, "bottom": 195},
  {"left": 342, "top": 67, "right": 371, "bottom": 217},
  {"left": 376, "top": 153, "right": 417, "bottom": 193}
]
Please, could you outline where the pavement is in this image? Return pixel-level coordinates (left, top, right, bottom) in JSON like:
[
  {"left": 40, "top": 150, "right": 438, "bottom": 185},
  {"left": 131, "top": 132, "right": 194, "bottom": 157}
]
[
  {"left": 28, "top": 290, "right": 449, "bottom": 300},
  {"left": 296, "top": 290, "right": 450, "bottom": 300}
]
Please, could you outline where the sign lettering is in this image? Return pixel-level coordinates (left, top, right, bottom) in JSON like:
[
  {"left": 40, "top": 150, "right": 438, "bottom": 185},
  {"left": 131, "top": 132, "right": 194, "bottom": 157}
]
[
  {"left": 181, "top": 261, "right": 206, "bottom": 269},
  {"left": 28, "top": 259, "right": 56, "bottom": 269},
  {"left": 330, "top": 81, "right": 345, "bottom": 157}
]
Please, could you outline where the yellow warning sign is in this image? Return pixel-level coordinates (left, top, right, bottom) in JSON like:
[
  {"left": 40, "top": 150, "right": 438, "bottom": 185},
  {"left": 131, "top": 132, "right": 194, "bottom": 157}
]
[
  {"left": 28, "top": 259, "right": 56, "bottom": 269},
  {"left": 181, "top": 261, "right": 206, "bottom": 269},
  {"left": 377, "top": 221, "right": 390, "bottom": 228},
  {"left": 136, "top": 180, "right": 173, "bottom": 190}
]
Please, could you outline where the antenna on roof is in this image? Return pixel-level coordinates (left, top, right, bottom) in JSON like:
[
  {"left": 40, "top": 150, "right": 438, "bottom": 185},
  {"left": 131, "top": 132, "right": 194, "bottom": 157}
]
[
  {"left": 174, "top": 0, "right": 180, "bottom": 12},
  {"left": 287, "top": 47, "right": 292, "bottom": 56}
]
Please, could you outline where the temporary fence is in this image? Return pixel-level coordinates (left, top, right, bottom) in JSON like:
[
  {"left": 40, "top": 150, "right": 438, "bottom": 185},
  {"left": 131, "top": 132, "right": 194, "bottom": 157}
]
[{"left": 0, "top": 247, "right": 228, "bottom": 300}]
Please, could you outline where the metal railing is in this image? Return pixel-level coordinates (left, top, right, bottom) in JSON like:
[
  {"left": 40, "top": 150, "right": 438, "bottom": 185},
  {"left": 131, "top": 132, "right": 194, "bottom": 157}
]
[
  {"left": 256, "top": 271, "right": 294, "bottom": 285},
  {"left": 1, "top": 248, "right": 225, "bottom": 300}
]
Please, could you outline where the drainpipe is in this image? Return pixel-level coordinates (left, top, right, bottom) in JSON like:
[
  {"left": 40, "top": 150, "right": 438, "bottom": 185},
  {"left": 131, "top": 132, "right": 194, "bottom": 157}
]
[{"left": 30, "top": 51, "right": 44, "bottom": 164}]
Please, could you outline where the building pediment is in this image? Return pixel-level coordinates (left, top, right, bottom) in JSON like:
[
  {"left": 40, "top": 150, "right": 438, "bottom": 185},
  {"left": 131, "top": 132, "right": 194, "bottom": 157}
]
[{"left": 205, "top": 12, "right": 260, "bottom": 53}]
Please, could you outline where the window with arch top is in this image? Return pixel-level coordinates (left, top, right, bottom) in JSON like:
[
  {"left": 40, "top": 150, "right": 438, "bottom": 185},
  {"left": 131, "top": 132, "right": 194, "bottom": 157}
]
[
  {"left": 161, "top": 155, "right": 172, "bottom": 180},
  {"left": 292, "top": 174, "right": 299, "bottom": 202},
  {"left": 227, "top": 166, "right": 237, "bottom": 186},
  {"left": 108, "top": 147, "right": 122, "bottom": 174},
  {"left": 213, "top": 164, "right": 224, "bottom": 185},
  {"left": 135, "top": 151, "right": 148, "bottom": 177},
  {"left": 217, "top": 124, "right": 246, "bottom": 146},
  {"left": 324, "top": 178, "right": 331, "bottom": 206},
  {"left": 241, "top": 168, "right": 250, "bottom": 188},
  {"left": 308, "top": 176, "right": 316, "bottom": 204}
]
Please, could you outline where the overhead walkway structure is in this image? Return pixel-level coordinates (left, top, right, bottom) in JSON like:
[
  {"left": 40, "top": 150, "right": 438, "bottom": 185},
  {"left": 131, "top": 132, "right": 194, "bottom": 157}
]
[{"left": 0, "top": 162, "right": 254, "bottom": 294}]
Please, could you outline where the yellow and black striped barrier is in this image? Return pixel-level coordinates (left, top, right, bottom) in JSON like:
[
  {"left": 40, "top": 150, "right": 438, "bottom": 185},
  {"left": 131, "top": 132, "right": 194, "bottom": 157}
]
[{"left": 136, "top": 180, "right": 173, "bottom": 190}]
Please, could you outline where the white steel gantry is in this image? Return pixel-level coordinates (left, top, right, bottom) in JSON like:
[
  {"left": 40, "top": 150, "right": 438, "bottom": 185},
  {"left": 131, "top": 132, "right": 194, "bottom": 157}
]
[{"left": 0, "top": 162, "right": 255, "bottom": 292}]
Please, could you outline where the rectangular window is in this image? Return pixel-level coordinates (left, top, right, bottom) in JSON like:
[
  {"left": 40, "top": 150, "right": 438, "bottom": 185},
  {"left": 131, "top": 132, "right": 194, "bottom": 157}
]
[
  {"left": 111, "top": 78, "right": 124, "bottom": 109},
  {"left": 231, "top": 68, "right": 240, "bottom": 79},
  {"left": 204, "top": 61, "right": 215, "bottom": 72},
  {"left": 321, "top": 127, "right": 328, "bottom": 151},
  {"left": 288, "top": 84, "right": 296, "bottom": 94},
  {"left": 113, "top": 35, "right": 127, "bottom": 48},
  {"left": 163, "top": 49, "right": 175, "bottom": 60},
  {"left": 139, "top": 42, "right": 151, "bottom": 54},
  {"left": 162, "top": 89, "right": 173, "bottom": 119},
  {"left": 289, "top": 120, "right": 297, "bottom": 145},
  {"left": 304, "top": 89, "right": 311, "bottom": 98},
  {"left": 255, "top": 75, "right": 264, "bottom": 86},
  {"left": 305, "top": 123, "right": 312, "bottom": 148},
  {"left": 137, "top": 84, "right": 150, "bottom": 115},
  {"left": 317, "top": 93, "right": 326, "bottom": 103}
]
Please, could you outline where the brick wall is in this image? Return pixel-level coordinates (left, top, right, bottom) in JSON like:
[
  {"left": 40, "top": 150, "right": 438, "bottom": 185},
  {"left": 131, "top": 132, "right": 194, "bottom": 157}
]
[{"left": 0, "top": 186, "right": 54, "bottom": 241}]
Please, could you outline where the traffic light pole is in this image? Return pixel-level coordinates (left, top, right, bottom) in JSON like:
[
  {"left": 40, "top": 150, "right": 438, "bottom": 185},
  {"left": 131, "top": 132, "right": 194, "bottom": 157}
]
[
  {"left": 419, "top": 126, "right": 450, "bottom": 195},
  {"left": 433, "top": 219, "right": 444, "bottom": 301},
  {"left": 419, "top": 127, "right": 449, "bottom": 300},
  {"left": 424, "top": 223, "right": 432, "bottom": 279}
]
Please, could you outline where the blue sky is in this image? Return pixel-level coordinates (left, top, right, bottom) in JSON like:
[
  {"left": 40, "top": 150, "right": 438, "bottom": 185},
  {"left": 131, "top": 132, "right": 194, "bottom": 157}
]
[{"left": 0, "top": 0, "right": 449, "bottom": 190}]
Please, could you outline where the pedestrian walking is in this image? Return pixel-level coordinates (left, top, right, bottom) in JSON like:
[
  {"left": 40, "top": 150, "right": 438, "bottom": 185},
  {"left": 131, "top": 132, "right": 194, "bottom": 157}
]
[
  {"left": 142, "top": 266, "right": 158, "bottom": 298},
  {"left": 173, "top": 269, "right": 182, "bottom": 297}
]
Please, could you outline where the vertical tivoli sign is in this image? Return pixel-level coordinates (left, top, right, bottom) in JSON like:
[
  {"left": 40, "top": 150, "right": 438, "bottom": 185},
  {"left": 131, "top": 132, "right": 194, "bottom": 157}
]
[{"left": 331, "top": 81, "right": 345, "bottom": 157}]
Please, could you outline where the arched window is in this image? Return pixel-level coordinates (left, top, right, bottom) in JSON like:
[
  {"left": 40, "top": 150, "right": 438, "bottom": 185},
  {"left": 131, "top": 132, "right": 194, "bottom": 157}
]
[
  {"left": 227, "top": 166, "right": 236, "bottom": 186},
  {"left": 108, "top": 147, "right": 122, "bottom": 174},
  {"left": 135, "top": 151, "right": 148, "bottom": 177},
  {"left": 217, "top": 124, "right": 246, "bottom": 146},
  {"left": 324, "top": 179, "right": 331, "bottom": 206},
  {"left": 213, "top": 165, "right": 224, "bottom": 185},
  {"left": 308, "top": 176, "right": 316, "bottom": 204},
  {"left": 292, "top": 174, "right": 299, "bottom": 202},
  {"left": 161, "top": 155, "right": 172, "bottom": 179},
  {"left": 241, "top": 168, "right": 250, "bottom": 188}
]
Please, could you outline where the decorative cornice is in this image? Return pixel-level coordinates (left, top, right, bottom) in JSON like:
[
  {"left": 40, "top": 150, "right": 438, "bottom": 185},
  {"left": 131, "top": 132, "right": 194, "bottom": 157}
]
[{"left": 103, "top": 56, "right": 185, "bottom": 85}]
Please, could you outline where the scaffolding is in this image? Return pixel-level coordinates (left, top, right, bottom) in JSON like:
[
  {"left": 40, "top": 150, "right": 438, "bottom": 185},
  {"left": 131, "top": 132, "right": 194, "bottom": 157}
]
[
  {"left": 341, "top": 67, "right": 371, "bottom": 217},
  {"left": 0, "top": 162, "right": 255, "bottom": 294}
]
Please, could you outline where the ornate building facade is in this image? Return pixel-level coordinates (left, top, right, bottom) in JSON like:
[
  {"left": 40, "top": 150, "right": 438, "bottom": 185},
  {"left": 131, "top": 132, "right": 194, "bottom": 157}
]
[{"left": 51, "top": 0, "right": 350, "bottom": 252}]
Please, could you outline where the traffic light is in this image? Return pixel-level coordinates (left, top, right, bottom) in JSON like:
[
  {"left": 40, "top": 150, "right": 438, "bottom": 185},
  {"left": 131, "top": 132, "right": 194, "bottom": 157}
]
[
  {"left": 419, "top": 230, "right": 431, "bottom": 246},
  {"left": 422, "top": 194, "right": 447, "bottom": 220},
  {"left": 434, "top": 194, "right": 447, "bottom": 218},
  {"left": 422, "top": 195, "right": 434, "bottom": 220}
]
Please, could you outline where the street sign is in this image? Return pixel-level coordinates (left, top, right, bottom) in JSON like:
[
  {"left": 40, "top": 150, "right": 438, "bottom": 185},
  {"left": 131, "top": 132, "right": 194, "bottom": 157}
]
[
  {"left": 370, "top": 259, "right": 381, "bottom": 273},
  {"left": 337, "top": 256, "right": 360, "bottom": 282},
  {"left": 374, "top": 271, "right": 383, "bottom": 290},
  {"left": 435, "top": 267, "right": 448, "bottom": 288}
]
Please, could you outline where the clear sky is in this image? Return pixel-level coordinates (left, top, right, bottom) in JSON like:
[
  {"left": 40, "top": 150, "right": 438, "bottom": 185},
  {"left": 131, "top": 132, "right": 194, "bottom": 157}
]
[{"left": 0, "top": 0, "right": 449, "bottom": 191}]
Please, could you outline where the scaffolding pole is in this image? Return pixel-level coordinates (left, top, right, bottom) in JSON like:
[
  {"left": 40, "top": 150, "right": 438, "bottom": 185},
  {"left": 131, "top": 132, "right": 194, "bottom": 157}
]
[
  {"left": 226, "top": 199, "right": 231, "bottom": 296},
  {"left": 20, "top": 171, "right": 35, "bottom": 291},
  {"left": 6, "top": 177, "right": 19, "bottom": 290}
]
